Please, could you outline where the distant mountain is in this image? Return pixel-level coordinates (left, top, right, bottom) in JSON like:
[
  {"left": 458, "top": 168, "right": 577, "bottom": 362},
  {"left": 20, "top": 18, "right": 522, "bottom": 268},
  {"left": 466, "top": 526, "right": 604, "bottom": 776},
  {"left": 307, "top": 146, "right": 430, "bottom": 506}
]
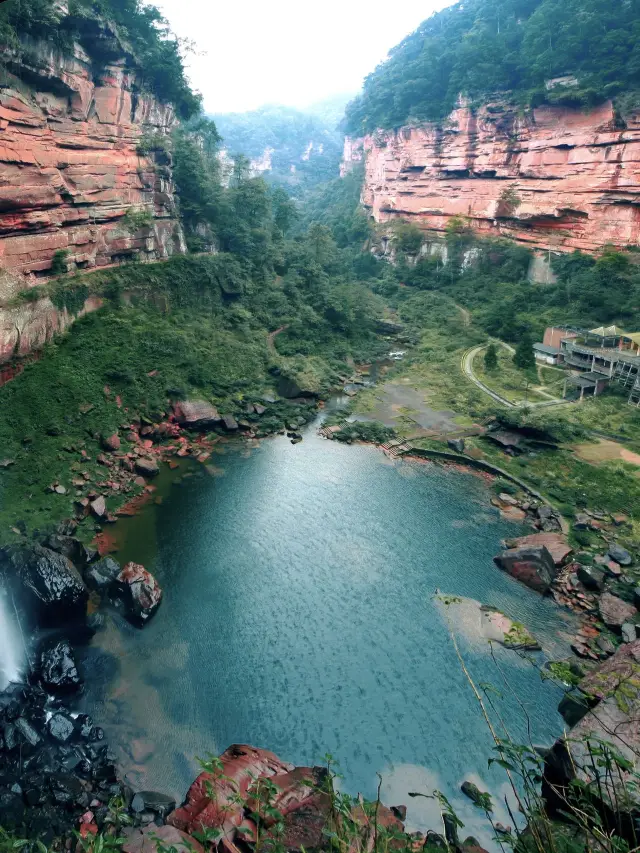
[
  {"left": 302, "top": 93, "right": 355, "bottom": 129},
  {"left": 211, "top": 103, "right": 348, "bottom": 196}
]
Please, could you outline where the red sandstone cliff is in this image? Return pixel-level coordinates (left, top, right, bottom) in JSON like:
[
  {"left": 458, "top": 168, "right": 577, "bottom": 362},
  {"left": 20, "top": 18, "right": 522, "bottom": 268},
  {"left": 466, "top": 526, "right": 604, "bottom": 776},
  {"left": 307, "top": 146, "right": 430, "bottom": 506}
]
[
  {"left": 343, "top": 100, "right": 640, "bottom": 254},
  {"left": 0, "top": 32, "right": 186, "bottom": 280}
]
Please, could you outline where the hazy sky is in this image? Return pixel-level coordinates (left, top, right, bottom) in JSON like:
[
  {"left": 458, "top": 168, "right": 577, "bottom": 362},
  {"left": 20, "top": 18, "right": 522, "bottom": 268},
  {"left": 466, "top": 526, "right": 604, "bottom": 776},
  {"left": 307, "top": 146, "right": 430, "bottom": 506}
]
[{"left": 152, "top": 0, "right": 453, "bottom": 114}]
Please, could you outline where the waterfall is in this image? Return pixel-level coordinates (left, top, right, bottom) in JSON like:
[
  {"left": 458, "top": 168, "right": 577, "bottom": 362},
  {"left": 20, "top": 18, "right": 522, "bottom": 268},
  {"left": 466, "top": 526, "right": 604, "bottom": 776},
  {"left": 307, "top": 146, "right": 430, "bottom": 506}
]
[{"left": 0, "top": 585, "right": 23, "bottom": 690}]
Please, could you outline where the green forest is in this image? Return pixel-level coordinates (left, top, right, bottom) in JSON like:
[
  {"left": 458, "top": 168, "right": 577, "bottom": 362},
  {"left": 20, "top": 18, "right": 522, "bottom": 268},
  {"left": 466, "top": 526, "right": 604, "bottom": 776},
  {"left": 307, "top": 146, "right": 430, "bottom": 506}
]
[
  {"left": 212, "top": 105, "right": 345, "bottom": 196},
  {"left": 345, "top": 0, "right": 640, "bottom": 133}
]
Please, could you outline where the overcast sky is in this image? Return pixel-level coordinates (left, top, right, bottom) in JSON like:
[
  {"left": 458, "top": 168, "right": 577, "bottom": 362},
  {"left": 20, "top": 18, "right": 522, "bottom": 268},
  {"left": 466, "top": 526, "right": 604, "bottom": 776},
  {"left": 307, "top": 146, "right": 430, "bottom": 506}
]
[{"left": 152, "top": 0, "right": 453, "bottom": 114}]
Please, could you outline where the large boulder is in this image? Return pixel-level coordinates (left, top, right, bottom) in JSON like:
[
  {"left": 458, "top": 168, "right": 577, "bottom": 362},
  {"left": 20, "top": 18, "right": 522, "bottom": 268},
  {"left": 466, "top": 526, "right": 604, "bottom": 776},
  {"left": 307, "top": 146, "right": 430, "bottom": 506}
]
[
  {"left": 1, "top": 545, "right": 88, "bottom": 627},
  {"left": 501, "top": 533, "right": 572, "bottom": 568},
  {"left": 276, "top": 376, "right": 318, "bottom": 399},
  {"left": 174, "top": 400, "right": 222, "bottom": 430},
  {"left": 598, "top": 592, "right": 637, "bottom": 630},
  {"left": 135, "top": 458, "right": 159, "bottom": 477},
  {"left": 576, "top": 564, "right": 605, "bottom": 591},
  {"left": 38, "top": 639, "right": 82, "bottom": 693},
  {"left": 168, "top": 744, "right": 294, "bottom": 836},
  {"left": 114, "top": 562, "right": 162, "bottom": 625},
  {"left": 545, "top": 640, "right": 640, "bottom": 824},
  {"left": 609, "top": 544, "right": 633, "bottom": 567},
  {"left": 43, "top": 535, "right": 97, "bottom": 568},
  {"left": 84, "top": 556, "right": 121, "bottom": 592},
  {"left": 493, "top": 545, "right": 558, "bottom": 593},
  {"left": 101, "top": 433, "right": 121, "bottom": 452}
]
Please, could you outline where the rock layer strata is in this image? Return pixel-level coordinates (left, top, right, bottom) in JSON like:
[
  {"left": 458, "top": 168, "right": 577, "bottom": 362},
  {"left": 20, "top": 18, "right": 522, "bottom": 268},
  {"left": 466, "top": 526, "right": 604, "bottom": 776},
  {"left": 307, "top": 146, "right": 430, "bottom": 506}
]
[
  {"left": 343, "top": 100, "right": 640, "bottom": 253},
  {"left": 0, "top": 34, "right": 185, "bottom": 279}
]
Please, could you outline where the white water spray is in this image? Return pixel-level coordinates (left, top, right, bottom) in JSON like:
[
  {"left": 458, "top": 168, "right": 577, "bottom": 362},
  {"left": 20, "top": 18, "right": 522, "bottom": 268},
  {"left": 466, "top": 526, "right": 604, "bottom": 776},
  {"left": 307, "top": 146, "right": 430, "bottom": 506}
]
[{"left": 0, "top": 585, "right": 23, "bottom": 690}]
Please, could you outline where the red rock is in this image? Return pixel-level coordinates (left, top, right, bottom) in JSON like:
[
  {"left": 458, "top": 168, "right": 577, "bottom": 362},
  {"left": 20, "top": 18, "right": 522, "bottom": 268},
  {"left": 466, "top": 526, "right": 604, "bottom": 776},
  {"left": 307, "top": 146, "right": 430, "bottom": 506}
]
[
  {"left": 344, "top": 100, "right": 640, "bottom": 255},
  {"left": 502, "top": 533, "right": 572, "bottom": 567},
  {"left": 613, "top": 513, "right": 630, "bottom": 527},
  {"left": 115, "top": 561, "right": 162, "bottom": 625},
  {"left": 599, "top": 592, "right": 636, "bottom": 629},
  {"left": 174, "top": 400, "right": 222, "bottom": 430},
  {"left": 494, "top": 545, "right": 558, "bottom": 593},
  {"left": 246, "top": 766, "right": 324, "bottom": 822},
  {"left": 167, "top": 745, "right": 294, "bottom": 836},
  {"left": 101, "top": 433, "right": 120, "bottom": 452}
]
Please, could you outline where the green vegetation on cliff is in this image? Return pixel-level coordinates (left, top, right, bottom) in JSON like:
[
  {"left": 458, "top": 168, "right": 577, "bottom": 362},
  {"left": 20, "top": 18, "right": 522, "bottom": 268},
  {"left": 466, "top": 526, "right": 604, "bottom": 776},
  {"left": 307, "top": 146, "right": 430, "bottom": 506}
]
[
  {"left": 345, "top": 0, "right": 640, "bottom": 133},
  {"left": 0, "top": 0, "right": 200, "bottom": 118}
]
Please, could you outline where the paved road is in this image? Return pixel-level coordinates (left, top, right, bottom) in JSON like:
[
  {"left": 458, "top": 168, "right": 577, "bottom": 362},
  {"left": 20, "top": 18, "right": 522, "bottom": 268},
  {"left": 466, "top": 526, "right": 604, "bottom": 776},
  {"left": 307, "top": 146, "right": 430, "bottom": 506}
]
[{"left": 461, "top": 343, "right": 571, "bottom": 410}]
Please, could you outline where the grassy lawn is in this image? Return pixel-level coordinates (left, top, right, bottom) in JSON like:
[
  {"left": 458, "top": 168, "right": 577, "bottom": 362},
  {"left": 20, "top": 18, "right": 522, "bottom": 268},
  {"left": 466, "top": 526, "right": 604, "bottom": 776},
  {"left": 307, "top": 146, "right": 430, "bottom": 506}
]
[{"left": 475, "top": 346, "right": 549, "bottom": 403}]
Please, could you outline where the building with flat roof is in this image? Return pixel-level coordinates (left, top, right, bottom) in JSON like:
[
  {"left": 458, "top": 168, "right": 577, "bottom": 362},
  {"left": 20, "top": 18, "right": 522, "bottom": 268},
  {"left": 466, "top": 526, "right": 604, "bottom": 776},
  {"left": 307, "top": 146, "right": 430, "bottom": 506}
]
[
  {"left": 533, "top": 343, "right": 562, "bottom": 365},
  {"left": 539, "top": 325, "right": 640, "bottom": 403}
]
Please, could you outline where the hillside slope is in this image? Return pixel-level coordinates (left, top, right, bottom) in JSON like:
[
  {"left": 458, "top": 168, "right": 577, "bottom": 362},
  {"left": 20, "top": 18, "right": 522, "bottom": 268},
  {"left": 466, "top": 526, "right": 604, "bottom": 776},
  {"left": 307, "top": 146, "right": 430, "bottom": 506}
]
[
  {"left": 344, "top": 0, "right": 640, "bottom": 135},
  {"left": 213, "top": 104, "right": 344, "bottom": 196}
]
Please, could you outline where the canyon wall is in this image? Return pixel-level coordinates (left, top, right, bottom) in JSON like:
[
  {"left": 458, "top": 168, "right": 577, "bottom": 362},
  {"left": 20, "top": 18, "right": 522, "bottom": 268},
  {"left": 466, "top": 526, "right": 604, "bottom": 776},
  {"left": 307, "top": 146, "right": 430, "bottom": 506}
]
[
  {"left": 343, "top": 100, "right": 640, "bottom": 254},
  {"left": 0, "top": 34, "right": 186, "bottom": 281}
]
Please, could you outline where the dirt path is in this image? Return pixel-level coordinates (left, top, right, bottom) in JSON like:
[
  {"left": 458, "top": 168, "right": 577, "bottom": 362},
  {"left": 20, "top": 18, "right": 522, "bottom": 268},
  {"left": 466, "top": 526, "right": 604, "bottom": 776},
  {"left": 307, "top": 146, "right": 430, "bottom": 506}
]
[
  {"left": 462, "top": 342, "right": 570, "bottom": 410},
  {"left": 455, "top": 303, "right": 472, "bottom": 327},
  {"left": 267, "top": 325, "right": 288, "bottom": 354}
]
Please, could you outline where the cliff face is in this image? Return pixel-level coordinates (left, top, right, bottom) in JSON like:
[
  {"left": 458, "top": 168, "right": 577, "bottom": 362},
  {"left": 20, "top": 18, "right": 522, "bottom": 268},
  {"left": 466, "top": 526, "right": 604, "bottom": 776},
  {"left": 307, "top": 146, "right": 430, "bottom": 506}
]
[
  {"left": 0, "top": 34, "right": 186, "bottom": 280},
  {"left": 344, "top": 100, "right": 640, "bottom": 253}
]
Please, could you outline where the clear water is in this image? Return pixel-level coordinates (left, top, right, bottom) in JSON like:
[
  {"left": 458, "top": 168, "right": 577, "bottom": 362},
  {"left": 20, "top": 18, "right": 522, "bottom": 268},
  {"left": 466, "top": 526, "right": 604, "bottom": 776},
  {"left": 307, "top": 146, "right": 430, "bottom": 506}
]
[{"left": 79, "top": 417, "right": 574, "bottom": 849}]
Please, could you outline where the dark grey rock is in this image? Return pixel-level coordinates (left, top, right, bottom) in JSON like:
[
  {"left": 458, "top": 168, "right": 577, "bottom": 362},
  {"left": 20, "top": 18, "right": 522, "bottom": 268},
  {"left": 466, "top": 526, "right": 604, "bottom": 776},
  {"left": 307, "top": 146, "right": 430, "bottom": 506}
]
[
  {"left": 596, "top": 635, "right": 616, "bottom": 656},
  {"left": 493, "top": 545, "right": 558, "bottom": 593},
  {"left": 1, "top": 544, "right": 88, "bottom": 628},
  {"left": 577, "top": 565, "right": 606, "bottom": 591},
  {"left": 84, "top": 556, "right": 121, "bottom": 592},
  {"left": 609, "top": 544, "right": 633, "bottom": 567},
  {"left": 558, "top": 690, "right": 592, "bottom": 726},
  {"left": 131, "top": 791, "right": 176, "bottom": 818},
  {"left": 14, "top": 717, "right": 41, "bottom": 747},
  {"left": 74, "top": 714, "right": 93, "bottom": 739},
  {"left": 447, "top": 438, "right": 466, "bottom": 453},
  {"left": 622, "top": 622, "right": 638, "bottom": 644},
  {"left": 3, "top": 723, "right": 17, "bottom": 751},
  {"left": 460, "top": 780, "right": 489, "bottom": 808},
  {"left": 38, "top": 639, "right": 82, "bottom": 693},
  {"left": 44, "top": 535, "right": 97, "bottom": 567},
  {"left": 47, "top": 713, "right": 75, "bottom": 743},
  {"left": 222, "top": 415, "right": 238, "bottom": 431}
]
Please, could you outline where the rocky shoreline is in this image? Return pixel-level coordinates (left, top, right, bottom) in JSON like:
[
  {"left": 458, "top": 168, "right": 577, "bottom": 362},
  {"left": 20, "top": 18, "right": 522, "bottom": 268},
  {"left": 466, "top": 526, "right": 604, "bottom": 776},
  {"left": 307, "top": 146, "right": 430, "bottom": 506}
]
[{"left": 2, "top": 394, "right": 639, "bottom": 850}]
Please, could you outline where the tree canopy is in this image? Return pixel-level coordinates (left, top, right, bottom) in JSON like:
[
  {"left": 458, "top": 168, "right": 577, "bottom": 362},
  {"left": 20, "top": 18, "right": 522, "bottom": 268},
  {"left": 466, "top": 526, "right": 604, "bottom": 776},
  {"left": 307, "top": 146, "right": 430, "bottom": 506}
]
[
  {"left": 344, "top": 0, "right": 640, "bottom": 134},
  {"left": 0, "top": 0, "right": 200, "bottom": 119}
]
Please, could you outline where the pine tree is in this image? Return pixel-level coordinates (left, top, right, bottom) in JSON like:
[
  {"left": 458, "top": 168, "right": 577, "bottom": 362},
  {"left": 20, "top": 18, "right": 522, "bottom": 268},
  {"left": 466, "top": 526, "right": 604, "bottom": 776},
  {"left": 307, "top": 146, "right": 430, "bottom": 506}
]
[
  {"left": 513, "top": 334, "right": 535, "bottom": 371},
  {"left": 484, "top": 343, "right": 499, "bottom": 372}
]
